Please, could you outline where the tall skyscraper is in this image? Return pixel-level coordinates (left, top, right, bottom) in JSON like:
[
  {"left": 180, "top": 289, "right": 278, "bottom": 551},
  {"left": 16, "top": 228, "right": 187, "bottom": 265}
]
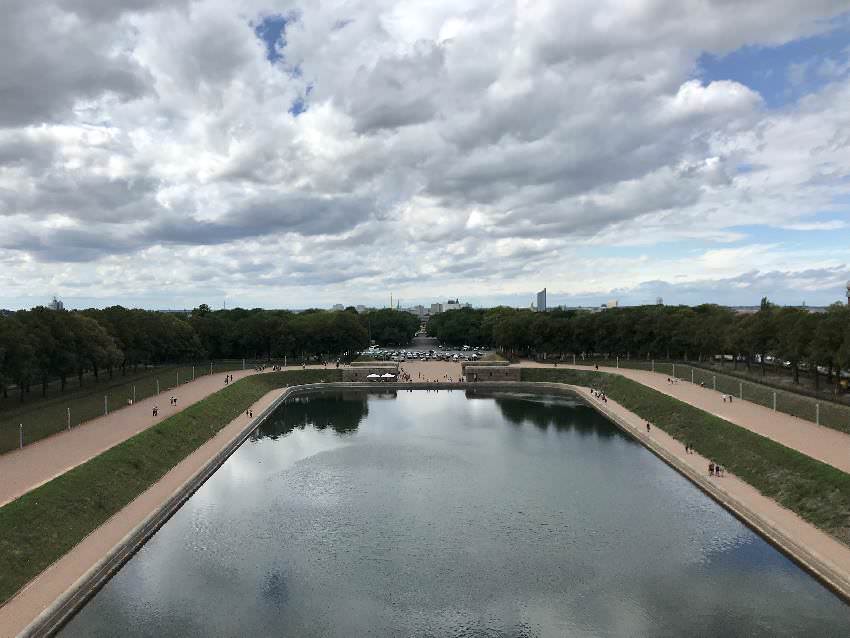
[{"left": 536, "top": 288, "right": 547, "bottom": 312}]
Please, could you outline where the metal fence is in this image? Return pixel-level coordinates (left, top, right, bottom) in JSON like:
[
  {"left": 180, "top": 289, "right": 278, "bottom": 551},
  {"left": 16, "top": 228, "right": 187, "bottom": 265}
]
[
  {"left": 567, "top": 358, "right": 850, "bottom": 434},
  {"left": 0, "top": 359, "right": 272, "bottom": 454}
]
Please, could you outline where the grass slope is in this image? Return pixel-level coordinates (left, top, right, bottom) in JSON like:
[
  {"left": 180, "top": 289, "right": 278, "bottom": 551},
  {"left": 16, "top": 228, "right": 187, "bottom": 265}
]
[
  {"left": 522, "top": 368, "right": 850, "bottom": 545},
  {"left": 0, "top": 369, "right": 339, "bottom": 605},
  {"left": 0, "top": 361, "right": 256, "bottom": 454},
  {"left": 566, "top": 359, "right": 850, "bottom": 433}
]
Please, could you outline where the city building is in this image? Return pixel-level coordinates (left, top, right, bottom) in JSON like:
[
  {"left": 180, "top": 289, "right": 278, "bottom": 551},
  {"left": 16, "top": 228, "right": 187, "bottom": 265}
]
[
  {"left": 332, "top": 304, "right": 345, "bottom": 311},
  {"left": 48, "top": 296, "right": 64, "bottom": 311},
  {"left": 428, "top": 299, "right": 471, "bottom": 314},
  {"left": 404, "top": 304, "right": 428, "bottom": 320},
  {"left": 536, "top": 288, "right": 547, "bottom": 312}
]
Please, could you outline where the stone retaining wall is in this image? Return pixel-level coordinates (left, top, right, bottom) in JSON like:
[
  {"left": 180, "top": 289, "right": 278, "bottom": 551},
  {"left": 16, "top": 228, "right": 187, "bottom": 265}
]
[{"left": 23, "top": 381, "right": 850, "bottom": 636}]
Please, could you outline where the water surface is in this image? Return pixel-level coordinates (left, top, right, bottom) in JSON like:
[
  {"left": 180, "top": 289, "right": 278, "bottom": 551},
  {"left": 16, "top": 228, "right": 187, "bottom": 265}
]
[{"left": 61, "top": 390, "right": 850, "bottom": 636}]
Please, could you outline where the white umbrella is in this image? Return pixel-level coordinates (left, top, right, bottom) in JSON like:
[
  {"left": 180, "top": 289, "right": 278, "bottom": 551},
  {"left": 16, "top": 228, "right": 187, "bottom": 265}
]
[
  {"left": 381, "top": 373, "right": 396, "bottom": 378},
  {"left": 366, "top": 373, "right": 380, "bottom": 380}
]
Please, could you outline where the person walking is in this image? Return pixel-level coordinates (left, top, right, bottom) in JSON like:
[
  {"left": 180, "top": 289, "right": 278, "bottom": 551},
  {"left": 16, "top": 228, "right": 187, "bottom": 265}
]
[{"left": 646, "top": 422, "right": 651, "bottom": 433}]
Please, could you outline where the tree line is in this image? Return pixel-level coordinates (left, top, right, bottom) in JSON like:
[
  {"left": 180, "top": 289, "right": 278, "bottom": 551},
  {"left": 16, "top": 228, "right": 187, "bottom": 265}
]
[
  {"left": 427, "top": 300, "right": 850, "bottom": 391},
  {"left": 0, "top": 305, "right": 419, "bottom": 399}
]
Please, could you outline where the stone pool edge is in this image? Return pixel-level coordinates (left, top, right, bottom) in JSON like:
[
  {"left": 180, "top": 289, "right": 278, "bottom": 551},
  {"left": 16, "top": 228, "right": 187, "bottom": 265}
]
[
  {"left": 20, "top": 381, "right": 850, "bottom": 636},
  {"left": 559, "top": 383, "right": 850, "bottom": 604}
]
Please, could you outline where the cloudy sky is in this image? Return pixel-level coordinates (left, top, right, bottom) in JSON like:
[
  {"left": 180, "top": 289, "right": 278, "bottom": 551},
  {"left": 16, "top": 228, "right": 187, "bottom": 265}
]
[{"left": 2, "top": 0, "right": 850, "bottom": 310}]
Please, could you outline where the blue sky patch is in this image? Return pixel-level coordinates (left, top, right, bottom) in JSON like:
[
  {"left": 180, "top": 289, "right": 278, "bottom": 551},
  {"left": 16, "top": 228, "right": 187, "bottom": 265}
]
[
  {"left": 254, "top": 13, "right": 295, "bottom": 63},
  {"left": 698, "top": 16, "right": 850, "bottom": 108},
  {"left": 289, "top": 96, "right": 307, "bottom": 116},
  {"left": 289, "top": 83, "right": 313, "bottom": 117}
]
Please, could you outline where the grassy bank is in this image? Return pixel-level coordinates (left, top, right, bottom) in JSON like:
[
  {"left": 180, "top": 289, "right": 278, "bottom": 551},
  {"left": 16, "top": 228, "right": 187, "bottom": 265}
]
[
  {"left": 522, "top": 368, "right": 850, "bottom": 545},
  {"left": 0, "top": 361, "right": 265, "bottom": 454},
  {"left": 563, "top": 359, "right": 850, "bottom": 434},
  {"left": 0, "top": 369, "right": 340, "bottom": 605}
]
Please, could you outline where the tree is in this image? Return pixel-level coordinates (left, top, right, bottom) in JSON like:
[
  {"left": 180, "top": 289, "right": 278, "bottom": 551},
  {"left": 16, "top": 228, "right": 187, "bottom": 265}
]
[
  {"left": 0, "top": 315, "right": 35, "bottom": 400},
  {"left": 774, "top": 308, "right": 814, "bottom": 384},
  {"left": 810, "top": 304, "right": 849, "bottom": 394}
]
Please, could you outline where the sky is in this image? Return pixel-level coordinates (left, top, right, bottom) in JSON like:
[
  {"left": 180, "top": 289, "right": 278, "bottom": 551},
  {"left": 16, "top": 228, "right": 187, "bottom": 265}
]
[{"left": 2, "top": 0, "right": 850, "bottom": 310}]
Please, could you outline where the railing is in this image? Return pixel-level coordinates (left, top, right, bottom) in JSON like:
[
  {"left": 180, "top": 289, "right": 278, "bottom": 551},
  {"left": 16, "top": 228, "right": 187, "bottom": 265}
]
[
  {"left": 0, "top": 359, "right": 274, "bottom": 454},
  {"left": 555, "top": 357, "right": 850, "bottom": 434}
]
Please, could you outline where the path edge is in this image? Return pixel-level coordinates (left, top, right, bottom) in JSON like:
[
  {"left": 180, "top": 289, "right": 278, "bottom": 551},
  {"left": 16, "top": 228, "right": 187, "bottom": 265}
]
[
  {"left": 21, "top": 381, "right": 319, "bottom": 637},
  {"left": 20, "top": 380, "right": 850, "bottom": 636}
]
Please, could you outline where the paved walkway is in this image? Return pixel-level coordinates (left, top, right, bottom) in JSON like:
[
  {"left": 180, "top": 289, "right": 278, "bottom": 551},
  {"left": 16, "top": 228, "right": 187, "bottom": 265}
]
[
  {"left": 0, "top": 368, "right": 260, "bottom": 507},
  {"left": 4, "top": 381, "right": 850, "bottom": 635},
  {"left": 575, "top": 384, "right": 850, "bottom": 600},
  {"left": 0, "top": 386, "right": 289, "bottom": 636},
  {"left": 521, "top": 362, "right": 850, "bottom": 475}
]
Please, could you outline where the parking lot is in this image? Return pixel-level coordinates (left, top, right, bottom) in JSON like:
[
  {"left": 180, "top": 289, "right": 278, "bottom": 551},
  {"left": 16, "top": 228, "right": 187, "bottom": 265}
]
[{"left": 357, "top": 345, "right": 492, "bottom": 364}]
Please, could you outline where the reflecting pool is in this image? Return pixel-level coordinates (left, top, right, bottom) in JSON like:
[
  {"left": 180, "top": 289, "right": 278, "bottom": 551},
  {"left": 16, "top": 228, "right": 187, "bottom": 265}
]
[{"left": 61, "top": 390, "right": 850, "bottom": 636}]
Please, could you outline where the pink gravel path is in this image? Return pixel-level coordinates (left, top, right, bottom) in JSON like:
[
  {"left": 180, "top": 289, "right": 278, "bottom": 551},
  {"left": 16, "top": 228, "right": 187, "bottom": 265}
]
[
  {"left": 0, "top": 369, "right": 260, "bottom": 507},
  {"left": 577, "top": 384, "right": 850, "bottom": 598},
  {"left": 522, "top": 362, "right": 850, "bottom": 475},
  {"left": 0, "top": 386, "right": 288, "bottom": 637}
]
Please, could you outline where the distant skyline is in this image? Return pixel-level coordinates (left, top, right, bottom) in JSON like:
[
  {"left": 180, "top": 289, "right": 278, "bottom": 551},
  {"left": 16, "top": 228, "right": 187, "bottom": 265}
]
[{"left": 2, "top": 2, "right": 850, "bottom": 309}]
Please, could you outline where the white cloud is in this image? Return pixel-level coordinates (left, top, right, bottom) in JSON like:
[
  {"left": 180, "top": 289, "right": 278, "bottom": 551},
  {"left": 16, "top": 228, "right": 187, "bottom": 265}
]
[{"left": 0, "top": 0, "right": 849, "bottom": 309}]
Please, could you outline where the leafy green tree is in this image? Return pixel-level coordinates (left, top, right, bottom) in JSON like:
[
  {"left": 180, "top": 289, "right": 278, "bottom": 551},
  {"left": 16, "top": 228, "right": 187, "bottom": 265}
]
[
  {"left": 775, "top": 307, "right": 814, "bottom": 384},
  {"left": 0, "top": 315, "right": 35, "bottom": 400}
]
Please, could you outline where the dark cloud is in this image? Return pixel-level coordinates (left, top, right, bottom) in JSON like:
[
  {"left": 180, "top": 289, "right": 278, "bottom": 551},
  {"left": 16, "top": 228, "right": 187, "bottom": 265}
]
[
  {"left": 0, "top": 2, "right": 154, "bottom": 127},
  {"left": 344, "top": 42, "right": 445, "bottom": 133},
  {"left": 61, "top": 0, "right": 188, "bottom": 21},
  {"left": 143, "top": 193, "right": 374, "bottom": 245},
  {"left": 0, "top": 0, "right": 848, "bottom": 307}
]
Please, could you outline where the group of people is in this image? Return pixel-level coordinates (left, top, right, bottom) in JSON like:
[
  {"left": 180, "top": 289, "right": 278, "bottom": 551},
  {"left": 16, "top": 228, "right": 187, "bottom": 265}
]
[
  {"left": 709, "top": 461, "right": 724, "bottom": 477},
  {"left": 151, "top": 396, "right": 179, "bottom": 416},
  {"left": 590, "top": 389, "right": 608, "bottom": 403},
  {"left": 721, "top": 394, "right": 734, "bottom": 403},
  {"left": 224, "top": 374, "right": 234, "bottom": 385},
  {"left": 245, "top": 408, "right": 254, "bottom": 418},
  {"left": 666, "top": 377, "right": 680, "bottom": 385}
]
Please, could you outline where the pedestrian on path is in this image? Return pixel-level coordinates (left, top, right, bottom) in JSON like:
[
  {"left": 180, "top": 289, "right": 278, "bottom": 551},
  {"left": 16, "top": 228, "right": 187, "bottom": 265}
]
[{"left": 646, "top": 422, "right": 651, "bottom": 433}]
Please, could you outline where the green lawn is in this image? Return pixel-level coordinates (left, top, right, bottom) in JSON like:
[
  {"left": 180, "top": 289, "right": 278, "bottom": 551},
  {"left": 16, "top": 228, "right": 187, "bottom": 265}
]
[
  {"left": 0, "top": 369, "right": 340, "bottom": 604},
  {"left": 566, "top": 359, "right": 850, "bottom": 434},
  {"left": 522, "top": 368, "right": 850, "bottom": 545},
  {"left": 0, "top": 361, "right": 263, "bottom": 454}
]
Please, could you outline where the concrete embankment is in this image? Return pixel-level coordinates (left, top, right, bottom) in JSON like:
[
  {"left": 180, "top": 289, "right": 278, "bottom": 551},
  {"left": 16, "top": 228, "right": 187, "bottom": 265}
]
[{"left": 9, "top": 381, "right": 850, "bottom": 637}]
